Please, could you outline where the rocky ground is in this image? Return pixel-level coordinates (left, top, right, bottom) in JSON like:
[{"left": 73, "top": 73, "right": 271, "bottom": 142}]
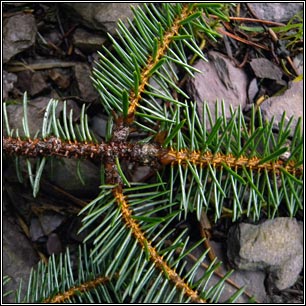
[{"left": 2, "top": 3, "right": 304, "bottom": 303}]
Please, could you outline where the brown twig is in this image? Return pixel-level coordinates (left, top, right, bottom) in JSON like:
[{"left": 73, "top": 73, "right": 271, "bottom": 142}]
[
  {"left": 285, "top": 55, "right": 300, "bottom": 76},
  {"left": 198, "top": 211, "right": 221, "bottom": 274},
  {"left": 217, "top": 27, "right": 270, "bottom": 51},
  {"left": 41, "top": 180, "right": 88, "bottom": 208},
  {"left": 227, "top": 16, "right": 286, "bottom": 27},
  {"left": 6, "top": 60, "right": 77, "bottom": 72},
  {"left": 236, "top": 49, "right": 249, "bottom": 68},
  {"left": 245, "top": 4, "right": 300, "bottom": 76},
  {"left": 43, "top": 276, "right": 111, "bottom": 303}
]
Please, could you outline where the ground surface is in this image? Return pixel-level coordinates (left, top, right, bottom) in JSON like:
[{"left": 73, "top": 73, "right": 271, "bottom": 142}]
[{"left": 2, "top": 3, "right": 303, "bottom": 303}]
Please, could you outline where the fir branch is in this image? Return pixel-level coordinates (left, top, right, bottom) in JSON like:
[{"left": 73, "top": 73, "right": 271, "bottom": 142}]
[
  {"left": 3, "top": 97, "right": 303, "bottom": 220},
  {"left": 160, "top": 149, "right": 303, "bottom": 176},
  {"left": 92, "top": 3, "right": 223, "bottom": 127},
  {"left": 2, "top": 136, "right": 162, "bottom": 166},
  {"left": 112, "top": 186, "right": 206, "bottom": 303},
  {"left": 77, "top": 183, "right": 239, "bottom": 303},
  {"left": 12, "top": 245, "right": 125, "bottom": 303},
  {"left": 3, "top": 3, "right": 303, "bottom": 303},
  {"left": 4, "top": 136, "right": 301, "bottom": 175},
  {"left": 43, "top": 276, "right": 111, "bottom": 303},
  {"left": 126, "top": 4, "right": 190, "bottom": 120}
]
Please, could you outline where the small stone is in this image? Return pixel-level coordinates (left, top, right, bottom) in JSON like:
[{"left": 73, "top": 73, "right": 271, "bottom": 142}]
[
  {"left": 260, "top": 80, "right": 303, "bottom": 135},
  {"left": 250, "top": 58, "right": 283, "bottom": 81},
  {"left": 73, "top": 27, "right": 106, "bottom": 54},
  {"left": 30, "top": 217, "right": 45, "bottom": 241},
  {"left": 74, "top": 63, "right": 99, "bottom": 103},
  {"left": 3, "top": 14, "right": 37, "bottom": 63},
  {"left": 188, "top": 51, "right": 248, "bottom": 126},
  {"left": 129, "top": 165, "right": 152, "bottom": 182},
  {"left": 39, "top": 212, "right": 66, "bottom": 236},
  {"left": 45, "top": 158, "right": 100, "bottom": 197},
  {"left": 293, "top": 53, "right": 303, "bottom": 76},
  {"left": 48, "top": 68, "right": 71, "bottom": 89},
  {"left": 3, "top": 217, "right": 39, "bottom": 303},
  {"left": 68, "top": 216, "right": 90, "bottom": 242},
  {"left": 44, "top": 30, "right": 62, "bottom": 47},
  {"left": 3, "top": 71, "right": 17, "bottom": 101},
  {"left": 4, "top": 97, "right": 51, "bottom": 138},
  {"left": 184, "top": 240, "right": 267, "bottom": 303},
  {"left": 227, "top": 217, "right": 303, "bottom": 290},
  {"left": 30, "top": 72, "right": 50, "bottom": 96},
  {"left": 60, "top": 3, "right": 138, "bottom": 35},
  {"left": 47, "top": 233, "right": 63, "bottom": 255},
  {"left": 16, "top": 70, "right": 49, "bottom": 97},
  {"left": 272, "top": 254, "right": 303, "bottom": 290},
  {"left": 248, "top": 3, "right": 303, "bottom": 23},
  {"left": 4, "top": 97, "right": 80, "bottom": 138},
  {"left": 90, "top": 113, "right": 108, "bottom": 138},
  {"left": 247, "top": 78, "right": 259, "bottom": 103}
]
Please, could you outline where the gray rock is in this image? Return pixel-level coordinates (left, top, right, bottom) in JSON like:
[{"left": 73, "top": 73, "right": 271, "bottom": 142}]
[
  {"left": 129, "top": 165, "right": 152, "bottom": 182},
  {"left": 3, "top": 14, "right": 37, "bottom": 63},
  {"left": 46, "top": 233, "right": 63, "bottom": 255},
  {"left": 260, "top": 80, "right": 303, "bottom": 135},
  {"left": 29, "top": 72, "right": 50, "bottom": 96},
  {"left": 293, "top": 53, "right": 303, "bottom": 75},
  {"left": 188, "top": 51, "right": 248, "bottom": 126},
  {"left": 90, "top": 113, "right": 108, "bottom": 138},
  {"left": 73, "top": 27, "right": 106, "bottom": 54},
  {"left": 17, "top": 70, "right": 49, "bottom": 97},
  {"left": 38, "top": 212, "right": 66, "bottom": 236},
  {"left": 30, "top": 217, "right": 45, "bottom": 241},
  {"left": 4, "top": 97, "right": 56, "bottom": 137},
  {"left": 68, "top": 216, "right": 90, "bottom": 242},
  {"left": 273, "top": 253, "right": 303, "bottom": 291},
  {"left": 227, "top": 218, "right": 303, "bottom": 290},
  {"left": 3, "top": 71, "right": 17, "bottom": 101},
  {"left": 4, "top": 96, "right": 80, "bottom": 138},
  {"left": 248, "top": 3, "right": 303, "bottom": 23},
  {"left": 45, "top": 158, "right": 100, "bottom": 197},
  {"left": 61, "top": 3, "right": 138, "bottom": 35},
  {"left": 43, "top": 30, "right": 62, "bottom": 47},
  {"left": 250, "top": 58, "right": 283, "bottom": 81},
  {"left": 247, "top": 78, "right": 259, "bottom": 103},
  {"left": 185, "top": 240, "right": 267, "bottom": 303},
  {"left": 4, "top": 184, "right": 32, "bottom": 223},
  {"left": 74, "top": 63, "right": 99, "bottom": 103},
  {"left": 3, "top": 217, "right": 39, "bottom": 303},
  {"left": 48, "top": 68, "right": 71, "bottom": 90}
]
